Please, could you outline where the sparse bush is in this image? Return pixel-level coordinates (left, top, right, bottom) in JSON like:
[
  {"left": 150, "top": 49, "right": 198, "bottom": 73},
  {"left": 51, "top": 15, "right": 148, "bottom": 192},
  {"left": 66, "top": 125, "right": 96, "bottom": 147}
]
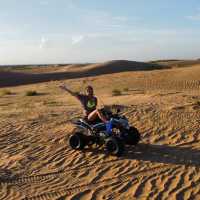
[
  {"left": 196, "top": 101, "right": 200, "bottom": 106},
  {"left": 123, "top": 87, "right": 129, "bottom": 92},
  {"left": 112, "top": 89, "right": 122, "bottom": 96},
  {"left": 43, "top": 100, "right": 61, "bottom": 106},
  {"left": 25, "top": 90, "right": 38, "bottom": 96},
  {"left": 1, "top": 89, "right": 12, "bottom": 96}
]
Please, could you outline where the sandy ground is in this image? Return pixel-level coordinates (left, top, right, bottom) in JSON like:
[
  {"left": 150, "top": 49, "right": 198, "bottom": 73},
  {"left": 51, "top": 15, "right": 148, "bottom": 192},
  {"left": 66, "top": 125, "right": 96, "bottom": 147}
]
[{"left": 0, "top": 63, "right": 200, "bottom": 200}]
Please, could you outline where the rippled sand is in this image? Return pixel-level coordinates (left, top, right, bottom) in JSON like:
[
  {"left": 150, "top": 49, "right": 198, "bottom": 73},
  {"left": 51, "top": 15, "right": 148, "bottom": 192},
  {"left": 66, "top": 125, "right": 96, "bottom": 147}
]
[{"left": 0, "top": 63, "right": 200, "bottom": 200}]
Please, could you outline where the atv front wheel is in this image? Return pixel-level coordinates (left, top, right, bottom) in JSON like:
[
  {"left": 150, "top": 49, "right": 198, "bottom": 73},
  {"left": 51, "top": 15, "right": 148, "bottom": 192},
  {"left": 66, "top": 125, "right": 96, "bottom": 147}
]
[
  {"left": 105, "top": 137, "right": 124, "bottom": 156},
  {"left": 69, "top": 132, "right": 86, "bottom": 150},
  {"left": 125, "top": 126, "right": 141, "bottom": 146}
]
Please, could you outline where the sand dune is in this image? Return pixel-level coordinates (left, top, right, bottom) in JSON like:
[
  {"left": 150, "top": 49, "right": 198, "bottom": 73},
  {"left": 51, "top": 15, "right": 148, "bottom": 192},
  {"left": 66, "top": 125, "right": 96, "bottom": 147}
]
[
  {"left": 150, "top": 59, "right": 200, "bottom": 68},
  {"left": 0, "top": 60, "right": 165, "bottom": 88},
  {"left": 0, "top": 63, "right": 200, "bottom": 199}
]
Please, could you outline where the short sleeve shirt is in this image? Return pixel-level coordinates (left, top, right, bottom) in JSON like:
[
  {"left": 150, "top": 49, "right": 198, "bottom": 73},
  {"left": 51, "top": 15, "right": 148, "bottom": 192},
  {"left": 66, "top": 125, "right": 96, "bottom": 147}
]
[{"left": 77, "top": 94, "right": 97, "bottom": 116}]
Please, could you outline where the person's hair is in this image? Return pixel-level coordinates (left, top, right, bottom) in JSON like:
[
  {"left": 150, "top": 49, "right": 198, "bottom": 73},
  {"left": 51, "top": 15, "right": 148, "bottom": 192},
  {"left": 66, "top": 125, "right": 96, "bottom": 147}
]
[{"left": 86, "top": 85, "right": 93, "bottom": 91}]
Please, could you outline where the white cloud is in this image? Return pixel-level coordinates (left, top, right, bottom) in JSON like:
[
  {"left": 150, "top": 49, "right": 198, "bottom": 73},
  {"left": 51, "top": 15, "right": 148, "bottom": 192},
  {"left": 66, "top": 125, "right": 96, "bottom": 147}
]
[
  {"left": 39, "top": 36, "right": 48, "bottom": 49},
  {"left": 71, "top": 35, "right": 84, "bottom": 45},
  {"left": 94, "top": 14, "right": 134, "bottom": 28},
  {"left": 187, "top": 14, "right": 200, "bottom": 21},
  {"left": 112, "top": 16, "right": 128, "bottom": 22},
  {"left": 80, "top": 9, "right": 139, "bottom": 30},
  {"left": 66, "top": 1, "right": 77, "bottom": 9},
  {"left": 186, "top": 8, "right": 200, "bottom": 21}
]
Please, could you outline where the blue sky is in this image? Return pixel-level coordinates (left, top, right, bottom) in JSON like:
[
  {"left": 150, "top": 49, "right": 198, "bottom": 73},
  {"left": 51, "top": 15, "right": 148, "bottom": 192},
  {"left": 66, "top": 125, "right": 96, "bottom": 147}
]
[{"left": 0, "top": 0, "right": 200, "bottom": 64}]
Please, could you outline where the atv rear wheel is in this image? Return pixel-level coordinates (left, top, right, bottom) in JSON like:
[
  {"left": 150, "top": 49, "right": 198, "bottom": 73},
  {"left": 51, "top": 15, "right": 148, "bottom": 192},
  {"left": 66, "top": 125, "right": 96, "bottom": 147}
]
[
  {"left": 126, "top": 126, "right": 141, "bottom": 145},
  {"left": 69, "top": 132, "right": 86, "bottom": 150},
  {"left": 105, "top": 137, "right": 124, "bottom": 156}
]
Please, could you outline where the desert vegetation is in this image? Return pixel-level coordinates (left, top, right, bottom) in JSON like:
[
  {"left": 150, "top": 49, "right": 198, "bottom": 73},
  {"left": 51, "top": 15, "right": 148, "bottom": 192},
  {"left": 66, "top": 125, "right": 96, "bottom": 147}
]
[
  {"left": 112, "top": 88, "right": 122, "bottom": 96},
  {"left": 0, "top": 89, "right": 12, "bottom": 96},
  {"left": 25, "top": 90, "right": 38, "bottom": 96}
]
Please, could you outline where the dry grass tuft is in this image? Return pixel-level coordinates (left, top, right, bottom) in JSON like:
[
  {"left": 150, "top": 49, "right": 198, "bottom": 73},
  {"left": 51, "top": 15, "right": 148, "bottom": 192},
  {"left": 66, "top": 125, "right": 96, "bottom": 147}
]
[
  {"left": 112, "top": 89, "right": 122, "bottom": 96},
  {"left": 123, "top": 87, "right": 129, "bottom": 92},
  {"left": 25, "top": 90, "right": 38, "bottom": 96},
  {"left": 0, "top": 89, "right": 12, "bottom": 96}
]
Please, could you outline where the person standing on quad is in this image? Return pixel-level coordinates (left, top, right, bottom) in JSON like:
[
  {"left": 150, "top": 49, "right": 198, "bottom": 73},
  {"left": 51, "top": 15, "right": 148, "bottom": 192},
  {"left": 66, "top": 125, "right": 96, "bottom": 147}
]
[{"left": 59, "top": 84, "right": 108, "bottom": 123}]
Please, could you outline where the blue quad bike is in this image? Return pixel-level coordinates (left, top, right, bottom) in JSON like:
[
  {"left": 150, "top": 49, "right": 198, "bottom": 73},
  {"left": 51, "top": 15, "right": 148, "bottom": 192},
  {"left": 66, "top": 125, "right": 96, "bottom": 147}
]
[{"left": 69, "top": 108, "right": 141, "bottom": 156}]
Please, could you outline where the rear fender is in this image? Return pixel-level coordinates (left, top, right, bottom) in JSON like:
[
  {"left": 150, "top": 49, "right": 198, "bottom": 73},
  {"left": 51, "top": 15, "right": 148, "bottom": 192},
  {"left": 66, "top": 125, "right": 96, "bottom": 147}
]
[{"left": 74, "top": 124, "right": 88, "bottom": 134}]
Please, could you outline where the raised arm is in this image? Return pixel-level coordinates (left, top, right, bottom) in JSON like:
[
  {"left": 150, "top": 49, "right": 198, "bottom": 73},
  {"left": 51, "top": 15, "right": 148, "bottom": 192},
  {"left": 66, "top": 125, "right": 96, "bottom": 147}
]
[{"left": 59, "top": 84, "right": 77, "bottom": 97}]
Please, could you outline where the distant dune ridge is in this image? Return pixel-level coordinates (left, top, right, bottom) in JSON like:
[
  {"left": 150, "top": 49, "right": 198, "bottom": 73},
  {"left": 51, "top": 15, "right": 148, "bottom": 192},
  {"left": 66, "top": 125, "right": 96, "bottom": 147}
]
[
  {"left": 0, "top": 60, "right": 169, "bottom": 88},
  {"left": 0, "top": 59, "right": 200, "bottom": 88}
]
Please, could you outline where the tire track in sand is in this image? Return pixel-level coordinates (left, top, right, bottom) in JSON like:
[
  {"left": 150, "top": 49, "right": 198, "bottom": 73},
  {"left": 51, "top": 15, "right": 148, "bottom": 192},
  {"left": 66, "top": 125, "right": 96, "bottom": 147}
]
[
  {"left": 22, "top": 164, "right": 172, "bottom": 200},
  {"left": 0, "top": 158, "right": 131, "bottom": 185}
]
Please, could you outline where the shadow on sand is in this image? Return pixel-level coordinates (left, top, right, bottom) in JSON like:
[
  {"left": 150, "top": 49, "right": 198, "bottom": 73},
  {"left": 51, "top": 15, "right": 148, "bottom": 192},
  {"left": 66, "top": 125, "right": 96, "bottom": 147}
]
[
  {"left": 83, "top": 143, "right": 200, "bottom": 167},
  {"left": 0, "top": 61, "right": 166, "bottom": 88}
]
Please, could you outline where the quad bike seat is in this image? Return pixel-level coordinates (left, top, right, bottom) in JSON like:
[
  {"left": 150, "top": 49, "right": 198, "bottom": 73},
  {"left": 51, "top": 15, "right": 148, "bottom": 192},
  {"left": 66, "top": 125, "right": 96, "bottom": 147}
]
[{"left": 82, "top": 116, "right": 102, "bottom": 125}]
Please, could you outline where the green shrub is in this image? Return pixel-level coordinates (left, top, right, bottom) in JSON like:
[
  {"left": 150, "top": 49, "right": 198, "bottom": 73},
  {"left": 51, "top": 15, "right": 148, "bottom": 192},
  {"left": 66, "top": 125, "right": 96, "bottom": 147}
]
[
  {"left": 1, "top": 89, "right": 12, "bottom": 96},
  {"left": 123, "top": 87, "right": 129, "bottom": 92},
  {"left": 196, "top": 101, "right": 200, "bottom": 106},
  {"left": 112, "top": 89, "right": 122, "bottom": 96},
  {"left": 25, "top": 90, "right": 38, "bottom": 96}
]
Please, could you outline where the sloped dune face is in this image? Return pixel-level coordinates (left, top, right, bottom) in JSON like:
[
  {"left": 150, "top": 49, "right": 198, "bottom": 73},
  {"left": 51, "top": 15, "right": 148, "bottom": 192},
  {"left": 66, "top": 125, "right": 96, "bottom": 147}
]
[
  {"left": 0, "top": 60, "right": 166, "bottom": 88},
  {"left": 0, "top": 65, "right": 200, "bottom": 200}
]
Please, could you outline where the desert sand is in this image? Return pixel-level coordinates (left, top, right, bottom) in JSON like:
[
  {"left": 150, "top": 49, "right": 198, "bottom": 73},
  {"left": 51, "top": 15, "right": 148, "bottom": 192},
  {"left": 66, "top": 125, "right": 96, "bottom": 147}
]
[{"left": 0, "top": 60, "right": 200, "bottom": 200}]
